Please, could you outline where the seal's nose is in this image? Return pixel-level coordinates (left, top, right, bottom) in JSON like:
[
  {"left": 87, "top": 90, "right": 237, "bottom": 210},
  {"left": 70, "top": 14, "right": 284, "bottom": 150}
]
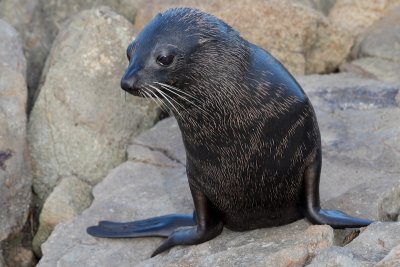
[
  {"left": 120, "top": 72, "right": 141, "bottom": 96},
  {"left": 120, "top": 77, "right": 136, "bottom": 91}
]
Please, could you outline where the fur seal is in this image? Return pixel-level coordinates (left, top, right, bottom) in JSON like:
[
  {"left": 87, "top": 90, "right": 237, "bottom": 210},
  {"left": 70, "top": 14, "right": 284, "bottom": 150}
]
[{"left": 87, "top": 8, "right": 372, "bottom": 256}]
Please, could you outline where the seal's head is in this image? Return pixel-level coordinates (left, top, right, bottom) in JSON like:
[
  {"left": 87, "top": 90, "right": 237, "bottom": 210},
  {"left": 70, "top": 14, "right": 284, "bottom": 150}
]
[{"left": 120, "top": 8, "right": 248, "bottom": 105}]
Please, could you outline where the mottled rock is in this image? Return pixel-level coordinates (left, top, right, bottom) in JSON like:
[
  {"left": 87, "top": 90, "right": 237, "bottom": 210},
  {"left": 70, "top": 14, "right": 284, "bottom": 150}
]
[
  {"left": 340, "top": 57, "right": 400, "bottom": 85},
  {"left": 134, "top": 0, "right": 353, "bottom": 75},
  {"left": 292, "top": 0, "right": 337, "bottom": 15},
  {"left": 28, "top": 7, "right": 159, "bottom": 203},
  {"left": 0, "top": 0, "right": 38, "bottom": 35},
  {"left": 0, "top": 19, "right": 32, "bottom": 246},
  {"left": 328, "top": 0, "right": 400, "bottom": 36},
  {"left": 309, "top": 223, "right": 400, "bottom": 266},
  {"left": 343, "top": 7, "right": 400, "bottom": 85},
  {"left": 32, "top": 176, "right": 93, "bottom": 257},
  {"left": 37, "top": 137, "right": 190, "bottom": 266},
  {"left": 3, "top": 246, "right": 36, "bottom": 267},
  {"left": 307, "top": 246, "right": 368, "bottom": 266},
  {"left": 353, "top": 6, "right": 400, "bottom": 62},
  {"left": 376, "top": 244, "right": 400, "bottom": 266},
  {"left": 22, "top": 0, "right": 145, "bottom": 110},
  {"left": 297, "top": 74, "right": 400, "bottom": 201},
  {"left": 137, "top": 224, "right": 333, "bottom": 267}
]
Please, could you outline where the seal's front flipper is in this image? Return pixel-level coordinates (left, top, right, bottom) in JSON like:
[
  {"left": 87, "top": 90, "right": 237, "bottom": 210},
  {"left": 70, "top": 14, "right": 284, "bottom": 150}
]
[
  {"left": 151, "top": 185, "right": 224, "bottom": 257},
  {"left": 87, "top": 214, "right": 196, "bottom": 238},
  {"left": 303, "top": 151, "right": 373, "bottom": 229}
]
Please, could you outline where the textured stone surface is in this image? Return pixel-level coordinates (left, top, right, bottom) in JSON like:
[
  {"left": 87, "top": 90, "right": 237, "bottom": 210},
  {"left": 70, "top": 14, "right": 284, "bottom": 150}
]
[
  {"left": 328, "top": 0, "right": 400, "bottom": 36},
  {"left": 353, "top": 6, "right": 400, "bottom": 62},
  {"left": 0, "top": 0, "right": 38, "bottom": 36},
  {"left": 341, "top": 57, "right": 400, "bottom": 84},
  {"left": 19, "top": 0, "right": 145, "bottom": 110},
  {"left": 297, "top": 74, "right": 400, "bottom": 202},
  {"left": 28, "top": 7, "right": 159, "bottom": 203},
  {"left": 343, "top": 7, "right": 400, "bottom": 85},
  {"left": 134, "top": 0, "right": 353, "bottom": 75},
  {"left": 0, "top": 19, "right": 32, "bottom": 244},
  {"left": 32, "top": 176, "right": 93, "bottom": 257},
  {"left": 310, "top": 222, "right": 400, "bottom": 266},
  {"left": 137, "top": 224, "right": 333, "bottom": 267},
  {"left": 376, "top": 244, "right": 400, "bottom": 266}
]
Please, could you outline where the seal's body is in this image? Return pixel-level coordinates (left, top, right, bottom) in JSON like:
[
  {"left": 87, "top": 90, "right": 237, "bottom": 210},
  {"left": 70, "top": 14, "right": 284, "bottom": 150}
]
[{"left": 88, "top": 8, "right": 372, "bottom": 256}]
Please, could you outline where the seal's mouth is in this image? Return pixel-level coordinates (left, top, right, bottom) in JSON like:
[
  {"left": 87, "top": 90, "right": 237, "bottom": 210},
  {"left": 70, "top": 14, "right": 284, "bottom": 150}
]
[{"left": 121, "top": 86, "right": 141, "bottom": 97}]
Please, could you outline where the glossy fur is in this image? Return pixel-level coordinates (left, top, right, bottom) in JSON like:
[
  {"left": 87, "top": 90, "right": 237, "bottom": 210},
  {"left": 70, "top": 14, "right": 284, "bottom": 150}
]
[{"left": 87, "top": 8, "right": 372, "bottom": 256}]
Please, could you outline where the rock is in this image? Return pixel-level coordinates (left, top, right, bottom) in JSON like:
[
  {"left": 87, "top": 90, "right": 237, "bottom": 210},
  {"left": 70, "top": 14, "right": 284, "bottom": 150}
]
[
  {"left": 0, "top": 19, "right": 32, "bottom": 248},
  {"left": 32, "top": 176, "right": 93, "bottom": 257},
  {"left": 328, "top": 0, "right": 400, "bottom": 37},
  {"left": 137, "top": 224, "right": 333, "bottom": 267},
  {"left": 309, "top": 222, "right": 400, "bottom": 266},
  {"left": 342, "top": 57, "right": 400, "bottom": 86},
  {"left": 20, "top": 0, "right": 145, "bottom": 112},
  {"left": 297, "top": 73, "right": 400, "bottom": 201},
  {"left": 37, "top": 74, "right": 400, "bottom": 266},
  {"left": 0, "top": 0, "right": 38, "bottom": 36},
  {"left": 342, "top": 7, "right": 400, "bottom": 85},
  {"left": 307, "top": 246, "right": 368, "bottom": 266},
  {"left": 28, "top": 7, "right": 160, "bottom": 203},
  {"left": 376, "top": 244, "right": 400, "bottom": 266},
  {"left": 134, "top": 0, "right": 353, "bottom": 75},
  {"left": 353, "top": 6, "right": 400, "bottom": 62},
  {"left": 291, "top": 0, "right": 337, "bottom": 15},
  {"left": 2, "top": 246, "right": 37, "bottom": 267},
  {"left": 0, "top": 253, "right": 4, "bottom": 267},
  {"left": 37, "top": 117, "right": 334, "bottom": 267},
  {"left": 37, "top": 131, "right": 191, "bottom": 266}
]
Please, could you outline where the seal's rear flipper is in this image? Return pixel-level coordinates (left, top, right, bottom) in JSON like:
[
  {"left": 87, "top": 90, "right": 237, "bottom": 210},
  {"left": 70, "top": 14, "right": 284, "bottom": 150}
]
[
  {"left": 87, "top": 214, "right": 196, "bottom": 238},
  {"left": 303, "top": 151, "right": 373, "bottom": 229}
]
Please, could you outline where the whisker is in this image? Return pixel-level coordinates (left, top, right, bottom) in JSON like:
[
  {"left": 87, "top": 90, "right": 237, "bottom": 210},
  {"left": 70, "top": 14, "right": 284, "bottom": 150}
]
[
  {"left": 142, "top": 87, "right": 168, "bottom": 114},
  {"left": 148, "top": 84, "right": 183, "bottom": 118},
  {"left": 154, "top": 82, "right": 198, "bottom": 100},
  {"left": 156, "top": 83, "right": 209, "bottom": 114}
]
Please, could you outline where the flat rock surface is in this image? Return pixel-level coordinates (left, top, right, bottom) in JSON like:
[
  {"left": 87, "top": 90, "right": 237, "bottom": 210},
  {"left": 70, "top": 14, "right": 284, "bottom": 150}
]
[{"left": 38, "top": 73, "right": 400, "bottom": 266}]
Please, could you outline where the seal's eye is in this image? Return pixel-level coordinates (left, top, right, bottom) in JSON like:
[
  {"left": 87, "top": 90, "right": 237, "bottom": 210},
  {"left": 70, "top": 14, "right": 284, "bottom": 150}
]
[{"left": 157, "top": 55, "right": 175, "bottom": 66}]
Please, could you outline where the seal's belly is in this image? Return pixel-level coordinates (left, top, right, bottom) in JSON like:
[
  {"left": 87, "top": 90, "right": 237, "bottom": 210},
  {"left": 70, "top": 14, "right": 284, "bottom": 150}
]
[{"left": 188, "top": 161, "right": 306, "bottom": 230}]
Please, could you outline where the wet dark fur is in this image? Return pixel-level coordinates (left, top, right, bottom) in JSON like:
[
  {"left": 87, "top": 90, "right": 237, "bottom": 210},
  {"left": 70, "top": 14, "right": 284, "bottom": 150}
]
[
  {"left": 88, "top": 8, "right": 372, "bottom": 256},
  {"left": 132, "top": 8, "right": 320, "bottom": 230}
]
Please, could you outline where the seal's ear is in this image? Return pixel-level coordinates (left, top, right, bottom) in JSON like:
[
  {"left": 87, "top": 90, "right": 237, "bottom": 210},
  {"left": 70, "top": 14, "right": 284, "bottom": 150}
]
[{"left": 198, "top": 38, "right": 217, "bottom": 46}]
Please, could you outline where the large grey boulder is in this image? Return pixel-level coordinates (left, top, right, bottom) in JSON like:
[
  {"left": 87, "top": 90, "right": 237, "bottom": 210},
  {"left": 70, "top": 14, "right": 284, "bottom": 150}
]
[
  {"left": 37, "top": 73, "right": 400, "bottom": 266},
  {"left": 134, "top": 0, "right": 353, "bottom": 75},
  {"left": 10, "top": 0, "right": 146, "bottom": 111},
  {"left": 28, "top": 7, "right": 159, "bottom": 204},
  {"left": 0, "top": 19, "right": 32, "bottom": 248}
]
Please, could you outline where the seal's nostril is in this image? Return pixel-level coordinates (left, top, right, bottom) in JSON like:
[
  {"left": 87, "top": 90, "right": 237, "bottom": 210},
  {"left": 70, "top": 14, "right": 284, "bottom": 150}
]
[{"left": 120, "top": 78, "right": 132, "bottom": 91}]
